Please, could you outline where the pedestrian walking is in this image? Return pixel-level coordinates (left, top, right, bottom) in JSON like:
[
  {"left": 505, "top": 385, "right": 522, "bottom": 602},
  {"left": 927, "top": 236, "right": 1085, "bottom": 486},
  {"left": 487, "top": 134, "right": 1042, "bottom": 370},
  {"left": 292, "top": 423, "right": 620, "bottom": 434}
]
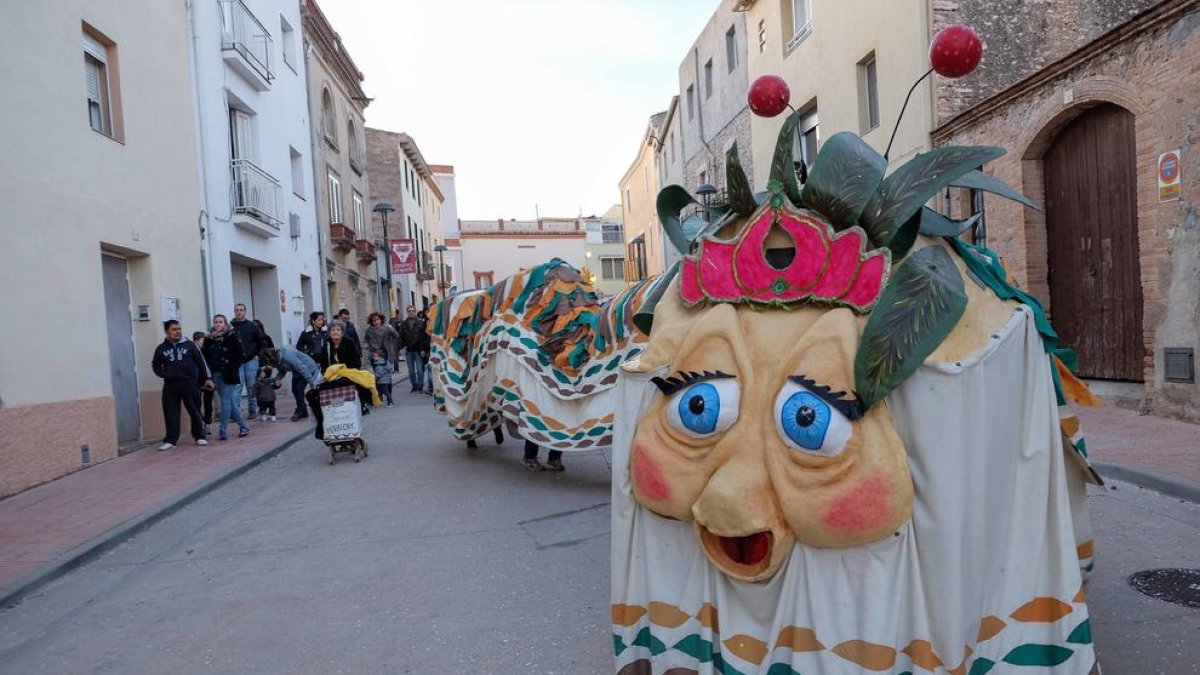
[
  {"left": 363, "top": 312, "right": 399, "bottom": 367},
  {"left": 231, "top": 303, "right": 269, "bottom": 420},
  {"left": 522, "top": 439, "right": 564, "bottom": 472},
  {"left": 254, "top": 365, "right": 279, "bottom": 421},
  {"left": 417, "top": 310, "right": 432, "bottom": 395},
  {"left": 192, "top": 330, "right": 215, "bottom": 434},
  {"left": 388, "top": 309, "right": 405, "bottom": 372},
  {"left": 398, "top": 306, "right": 426, "bottom": 392},
  {"left": 202, "top": 314, "right": 250, "bottom": 441},
  {"left": 371, "top": 349, "right": 393, "bottom": 406},
  {"left": 151, "top": 320, "right": 211, "bottom": 451},
  {"left": 335, "top": 308, "right": 360, "bottom": 346},
  {"left": 292, "top": 311, "right": 328, "bottom": 421}
]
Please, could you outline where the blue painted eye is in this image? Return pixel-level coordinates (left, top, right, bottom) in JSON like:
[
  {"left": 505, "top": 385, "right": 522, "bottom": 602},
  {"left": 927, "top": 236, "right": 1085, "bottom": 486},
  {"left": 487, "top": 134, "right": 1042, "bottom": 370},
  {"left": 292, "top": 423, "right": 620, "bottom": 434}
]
[
  {"left": 774, "top": 381, "right": 852, "bottom": 455},
  {"left": 666, "top": 379, "right": 740, "bottom": 438}
]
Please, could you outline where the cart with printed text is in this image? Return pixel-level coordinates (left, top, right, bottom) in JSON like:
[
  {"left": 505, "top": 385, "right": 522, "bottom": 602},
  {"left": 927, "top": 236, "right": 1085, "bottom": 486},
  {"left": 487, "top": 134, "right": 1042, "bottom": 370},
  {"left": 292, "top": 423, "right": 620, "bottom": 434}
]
[{"left": 317, "top": 384, "right": 369, "bottom": 464}]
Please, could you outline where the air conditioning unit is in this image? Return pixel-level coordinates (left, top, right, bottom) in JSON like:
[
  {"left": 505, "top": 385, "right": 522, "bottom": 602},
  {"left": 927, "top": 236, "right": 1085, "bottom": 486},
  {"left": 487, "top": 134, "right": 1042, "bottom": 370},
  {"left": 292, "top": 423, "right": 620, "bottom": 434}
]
[{"left": 289, "top": 213, "right": 301, "bottom": 238}]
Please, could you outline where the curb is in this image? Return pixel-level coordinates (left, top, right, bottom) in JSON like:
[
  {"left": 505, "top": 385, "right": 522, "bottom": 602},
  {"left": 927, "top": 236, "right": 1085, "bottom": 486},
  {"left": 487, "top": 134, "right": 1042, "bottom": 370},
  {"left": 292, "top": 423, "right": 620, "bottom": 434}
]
[
  {"left": 1094, "top": 461, "right": 1200, "bottom": 504},
  {"left": 0, "top": 426, "right": 313, "bottom": 609}
]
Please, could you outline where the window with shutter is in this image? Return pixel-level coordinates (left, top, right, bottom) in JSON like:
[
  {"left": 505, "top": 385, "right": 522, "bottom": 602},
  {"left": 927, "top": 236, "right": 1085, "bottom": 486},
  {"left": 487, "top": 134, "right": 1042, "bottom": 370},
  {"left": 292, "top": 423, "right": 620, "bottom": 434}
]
[
  {"left": 83, "top": 29, "right": 115, "bottom": 138},
  {"left": 327, "top": 171, "right": 342, "bottom": 224},
  {"left": 352, "top": 191, "right": 365, "bottom": 238}
]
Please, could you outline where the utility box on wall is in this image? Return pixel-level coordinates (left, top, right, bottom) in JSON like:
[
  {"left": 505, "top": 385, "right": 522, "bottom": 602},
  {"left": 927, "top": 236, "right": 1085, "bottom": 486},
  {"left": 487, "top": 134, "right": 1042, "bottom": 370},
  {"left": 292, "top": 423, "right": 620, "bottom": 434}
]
[{"left": 1163, "top": 348, "right": 1195, "bottom": 384}]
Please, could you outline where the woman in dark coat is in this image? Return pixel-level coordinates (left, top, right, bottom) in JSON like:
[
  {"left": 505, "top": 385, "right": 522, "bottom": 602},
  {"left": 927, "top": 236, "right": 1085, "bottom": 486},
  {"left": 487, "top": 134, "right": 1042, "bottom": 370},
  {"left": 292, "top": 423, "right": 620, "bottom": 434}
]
[
  {"left": 202, "top": 314, "right": 248, "bottom": 440},
  {"left": 319, "top": 323, "right": 361, "bottom": 370}
]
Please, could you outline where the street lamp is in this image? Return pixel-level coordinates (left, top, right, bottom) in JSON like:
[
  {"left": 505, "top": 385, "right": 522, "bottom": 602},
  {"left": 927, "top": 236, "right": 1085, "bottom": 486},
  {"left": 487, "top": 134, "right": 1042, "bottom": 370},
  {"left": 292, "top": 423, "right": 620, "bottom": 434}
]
[
  {"left": 434, "top": 243, "right": 448, "bottom": 299},
  {"left": 372, "top": 202, "right": 396, "bottom": 316}
]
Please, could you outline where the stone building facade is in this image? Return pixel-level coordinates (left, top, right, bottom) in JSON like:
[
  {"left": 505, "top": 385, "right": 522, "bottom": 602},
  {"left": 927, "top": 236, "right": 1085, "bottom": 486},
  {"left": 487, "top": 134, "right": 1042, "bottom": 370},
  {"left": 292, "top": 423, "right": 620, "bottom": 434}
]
[{"left": 933, "top": 0, "right": 1200, "bottom": 420}]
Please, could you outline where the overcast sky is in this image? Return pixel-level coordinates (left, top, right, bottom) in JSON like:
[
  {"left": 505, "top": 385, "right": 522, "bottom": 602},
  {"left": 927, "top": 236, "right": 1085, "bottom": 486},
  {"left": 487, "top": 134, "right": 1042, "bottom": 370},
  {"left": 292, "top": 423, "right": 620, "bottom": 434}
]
[{"left": 318, "top": 0, "right": 719, "bottom": 220}]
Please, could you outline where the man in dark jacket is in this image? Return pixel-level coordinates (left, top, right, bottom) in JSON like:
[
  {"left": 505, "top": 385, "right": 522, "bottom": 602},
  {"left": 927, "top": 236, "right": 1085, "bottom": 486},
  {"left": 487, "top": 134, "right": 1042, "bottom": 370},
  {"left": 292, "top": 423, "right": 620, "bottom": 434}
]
[
  {"left": 398, "top": 306, "right": 426, "bottom": 392},
  {"left": 388, "top": 309, "right": 405, "bottom": 372},
  {"left": 336, "top": 308, "right": 360, "bottom": 345},
  {"left": 292, "top": 311, "right": 328, "bottom": 420},
  {"left": 231, "top": 303, "right": 269, "bottom": 419},
  {"left": 151, "top": 320, "right": 212, "bottom": 451}
]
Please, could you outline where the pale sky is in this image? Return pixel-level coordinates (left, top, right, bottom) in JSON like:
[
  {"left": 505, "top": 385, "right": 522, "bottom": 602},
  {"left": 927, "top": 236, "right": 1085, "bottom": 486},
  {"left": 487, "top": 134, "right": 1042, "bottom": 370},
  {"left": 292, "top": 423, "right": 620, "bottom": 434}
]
[{"left": 318, "top": 0, "right": 719, "bottom": 221}]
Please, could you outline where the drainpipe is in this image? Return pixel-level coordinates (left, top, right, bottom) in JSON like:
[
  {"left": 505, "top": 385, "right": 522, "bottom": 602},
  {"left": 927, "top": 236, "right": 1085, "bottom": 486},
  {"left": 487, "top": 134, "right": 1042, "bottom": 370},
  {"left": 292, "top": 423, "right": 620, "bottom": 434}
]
[
  {"left": 187, "top": 0, "right": 215, "bottom": 321},
  {"left": 303, "top": 39, "right": 332, "bottom": 312}
]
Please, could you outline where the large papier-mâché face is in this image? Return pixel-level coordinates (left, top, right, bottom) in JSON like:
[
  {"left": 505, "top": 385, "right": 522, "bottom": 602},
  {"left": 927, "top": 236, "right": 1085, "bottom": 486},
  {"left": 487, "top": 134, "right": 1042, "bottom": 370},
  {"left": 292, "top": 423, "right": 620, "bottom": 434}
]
[{"left": 627, "top": 293, "right": 913, "bottom": 582}]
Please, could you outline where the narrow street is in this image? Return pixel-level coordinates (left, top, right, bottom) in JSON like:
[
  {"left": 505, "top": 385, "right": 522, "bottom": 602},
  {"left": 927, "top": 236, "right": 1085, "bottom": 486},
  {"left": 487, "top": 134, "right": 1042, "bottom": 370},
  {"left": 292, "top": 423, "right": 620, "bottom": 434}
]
[{"left": 0, "top": 392, "right": 1196, "bottom": 674}]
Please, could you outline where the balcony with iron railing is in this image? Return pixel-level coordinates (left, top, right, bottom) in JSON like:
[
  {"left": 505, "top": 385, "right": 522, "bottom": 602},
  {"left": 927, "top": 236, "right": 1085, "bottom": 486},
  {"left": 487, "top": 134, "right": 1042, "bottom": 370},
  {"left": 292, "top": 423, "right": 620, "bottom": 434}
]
[
  {"left": 220, "top": 0, "right": 274, "bottom": 90},
  {"left": 230, "top": 158, "right": 282, "bottom": 236}
]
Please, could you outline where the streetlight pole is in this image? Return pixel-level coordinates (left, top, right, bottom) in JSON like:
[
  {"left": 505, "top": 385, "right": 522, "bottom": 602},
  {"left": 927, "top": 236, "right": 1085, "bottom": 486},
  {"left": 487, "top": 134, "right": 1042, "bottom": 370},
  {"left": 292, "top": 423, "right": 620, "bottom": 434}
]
[
  {"left": 434, "top": 243, "right": 448, "bottom": 299},
  {"left": 372, "top": 202, "right": 396, "bottom": 317}
]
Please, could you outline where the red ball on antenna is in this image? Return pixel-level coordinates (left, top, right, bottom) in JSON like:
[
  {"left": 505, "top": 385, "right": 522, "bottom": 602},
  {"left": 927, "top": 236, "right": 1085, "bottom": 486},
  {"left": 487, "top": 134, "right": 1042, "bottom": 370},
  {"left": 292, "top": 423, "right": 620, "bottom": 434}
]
[
  {"left": 748, "top": 74, "right": 791, "bottom": 118},
  {"left": 929, "top": 24, "right": 983, "bottom": 78}
]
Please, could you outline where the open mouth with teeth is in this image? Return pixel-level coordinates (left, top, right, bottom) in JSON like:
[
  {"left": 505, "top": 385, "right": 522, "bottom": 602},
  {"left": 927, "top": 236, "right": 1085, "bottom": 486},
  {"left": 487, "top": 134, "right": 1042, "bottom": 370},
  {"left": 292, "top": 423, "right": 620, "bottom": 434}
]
[{"left": 698, "top": 526, "right": 775, "bottom": 580}]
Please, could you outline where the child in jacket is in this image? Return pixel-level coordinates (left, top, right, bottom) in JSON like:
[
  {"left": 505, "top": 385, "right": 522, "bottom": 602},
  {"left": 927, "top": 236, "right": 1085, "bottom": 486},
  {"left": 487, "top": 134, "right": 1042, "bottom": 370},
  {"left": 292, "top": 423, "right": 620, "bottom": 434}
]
[{"left": 372, "top": 350, "right": 393, "bottom": 407}]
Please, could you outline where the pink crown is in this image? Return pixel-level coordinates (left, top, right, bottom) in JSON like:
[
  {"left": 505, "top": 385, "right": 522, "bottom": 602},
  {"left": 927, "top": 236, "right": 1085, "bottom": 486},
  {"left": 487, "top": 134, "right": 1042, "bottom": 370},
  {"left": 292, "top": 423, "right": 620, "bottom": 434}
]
[{"left": 679, "top": 207, "right": 890, "bottom": 313}]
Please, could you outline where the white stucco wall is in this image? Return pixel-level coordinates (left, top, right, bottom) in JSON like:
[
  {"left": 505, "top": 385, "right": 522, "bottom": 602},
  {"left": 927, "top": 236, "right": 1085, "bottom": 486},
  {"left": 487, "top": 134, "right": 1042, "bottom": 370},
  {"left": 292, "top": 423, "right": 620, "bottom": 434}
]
[
  {"left": 0, "top": 0, "right": 205, "bottom": 406},
  {"left": 459, "top": 221, "right": 587, "bottom": 289},
  {"left": 192, "top": 0, "right": 322, "bottom": 347}
]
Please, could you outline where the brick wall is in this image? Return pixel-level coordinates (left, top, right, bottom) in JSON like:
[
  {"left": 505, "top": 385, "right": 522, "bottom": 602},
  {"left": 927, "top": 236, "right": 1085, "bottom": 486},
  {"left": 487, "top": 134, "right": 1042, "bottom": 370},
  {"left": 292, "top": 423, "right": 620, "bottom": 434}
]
[{"left": 933, "top": 3, "right": 1200, "bottom": 421}]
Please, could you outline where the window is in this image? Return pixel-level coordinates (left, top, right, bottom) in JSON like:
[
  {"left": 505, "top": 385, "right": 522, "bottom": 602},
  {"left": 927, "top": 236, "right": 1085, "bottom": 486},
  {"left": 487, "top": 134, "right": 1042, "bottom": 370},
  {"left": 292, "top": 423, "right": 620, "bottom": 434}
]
[
  {"left": 327, "top": 169, "right": 343, "bottom": 224},
  {"left": 858, "top": 52, "right": 880, "bottom": 132},
  {"left": 322, "top": 89, "right": 337, "bottom": 149},
  {"left": 704, "top": 59, "right": 714, "bottom": 99},
  {"left": 404, "top": 162, "right": 410, "bottom": 191},
  {"left": 290, "top": 147, "right": 304, "bottom": 198},
  {"left": 795, "top": 103, "right": 819, "bottom": 168},
  {"left": 348, "top": 120, "right": 361, "bottom": 172},
  {"left": 726, "top": 26, "right": 738, "bottom": 72},
  {"left": 970, "top": 188, "right": 988, "bottom": 247},
  {"left": 786, "top": 0, "right": 812, "bottom": 51},
  {"left": 601, "top": 257, "right": 625, "bottom": 281},
  {"left": 686, "top": 85, "right": 695, "bottom": 120},
  {"left": 699, "top": 170, "right": 707, "bottom": 186},
  {"left": 669, "top": 132, "right": 675, "bottom": 163},
  {"left": 229, "top": 108, "right": 255, "bottom": 161},
  {"left": 352, "top": 190, "right": 366, "bottom": 238},
  {"left": 280, "top": 15, "right": 295, "bottom": 70},
  {"left": 83, "top": 27, "right": 118, "bottom": 139}
]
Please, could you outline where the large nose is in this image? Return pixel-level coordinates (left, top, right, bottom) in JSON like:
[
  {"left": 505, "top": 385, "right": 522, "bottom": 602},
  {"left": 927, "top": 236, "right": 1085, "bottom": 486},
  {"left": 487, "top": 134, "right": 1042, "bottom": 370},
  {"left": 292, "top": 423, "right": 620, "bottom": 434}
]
[{"left": 691, "top": 439, "right": 777, "bottom": 535}]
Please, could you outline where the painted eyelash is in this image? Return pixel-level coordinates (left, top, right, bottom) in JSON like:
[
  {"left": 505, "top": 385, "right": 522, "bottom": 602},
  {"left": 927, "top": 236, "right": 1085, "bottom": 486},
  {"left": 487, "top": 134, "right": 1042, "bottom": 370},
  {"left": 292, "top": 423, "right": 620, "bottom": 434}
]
[
  {"left": 651, "top": 370, "right": 735, "bottom": 396},
  {"left": 788, "top": 375, "right": 864, "bottom": 421}
]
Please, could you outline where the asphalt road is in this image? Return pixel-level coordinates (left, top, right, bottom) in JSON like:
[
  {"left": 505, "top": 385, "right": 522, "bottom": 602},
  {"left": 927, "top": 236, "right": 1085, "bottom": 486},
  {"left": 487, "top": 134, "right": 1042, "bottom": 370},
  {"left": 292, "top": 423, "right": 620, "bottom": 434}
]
[{"left": 0, "top": 391, "right": 1196, "bottom": 674}]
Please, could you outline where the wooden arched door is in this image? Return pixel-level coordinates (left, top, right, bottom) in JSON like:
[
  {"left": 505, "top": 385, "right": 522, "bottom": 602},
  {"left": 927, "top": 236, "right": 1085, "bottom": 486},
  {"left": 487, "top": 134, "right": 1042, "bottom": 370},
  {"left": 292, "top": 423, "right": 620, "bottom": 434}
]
[{"left": 1043, "top": 103, "right": 1143, "bottom": 381}]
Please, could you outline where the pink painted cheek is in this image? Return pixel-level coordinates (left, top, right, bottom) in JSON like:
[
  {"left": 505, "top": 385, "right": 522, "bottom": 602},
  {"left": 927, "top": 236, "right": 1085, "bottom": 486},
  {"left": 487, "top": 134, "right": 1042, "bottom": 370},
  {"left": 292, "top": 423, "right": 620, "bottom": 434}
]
[
  {"left": 822, "top": 474, "right": 891, "bottom": 533},
  {"left": 631, "top": 441, "right": 672, "bottom": 502}
]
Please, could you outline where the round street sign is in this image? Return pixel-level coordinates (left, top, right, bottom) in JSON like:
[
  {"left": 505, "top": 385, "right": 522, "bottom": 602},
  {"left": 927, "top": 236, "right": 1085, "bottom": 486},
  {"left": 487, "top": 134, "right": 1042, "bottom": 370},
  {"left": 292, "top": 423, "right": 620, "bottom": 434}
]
[{"left": 1159, "top": 151, "right": 1180, "bottom": 183}]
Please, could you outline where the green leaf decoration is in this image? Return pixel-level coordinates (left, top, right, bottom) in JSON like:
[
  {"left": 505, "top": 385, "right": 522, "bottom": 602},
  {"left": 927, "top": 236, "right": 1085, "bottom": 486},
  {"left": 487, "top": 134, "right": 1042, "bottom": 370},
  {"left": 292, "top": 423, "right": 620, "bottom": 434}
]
[
  {"left": 917, "top": 206, "right": 983, "bottom": 238},
  {"left": 800, "top": 131, "right": 887, "bottom": 230},
  {"left": 859, "top": 146, "right": 1005, "bottom": 248},
  {"left": 633, "top": 261, "right": 680, "bottom": 335},
  {"left": 967, "top": 658, "right": 996, "bottom": 675},
  {"left": 725, "top": 142, "right": 756, "bottom": 216},
  {"left": 769, "top": 110, "right": 803, "bottom": 206},
  {"left": 888, "top": 210, "right": 921, "bottom": 258},
  {"left": 613, "top": 634, "right": 628, "bottom": 656},
  {"left": 656, "top": 185, "right": 699, "bottom": 255},
  {"left": 951, "top": 169, "right": 1038, "bottom": 209},
  {"left": 1001, "top": 644, "right": 1073, "bottom": 667},
  {"left": 1066, "top": 619, "right": 1093, "bottom": 645},
  {"left": 854, "top": 245, "right": 967, "bottom": 409}
]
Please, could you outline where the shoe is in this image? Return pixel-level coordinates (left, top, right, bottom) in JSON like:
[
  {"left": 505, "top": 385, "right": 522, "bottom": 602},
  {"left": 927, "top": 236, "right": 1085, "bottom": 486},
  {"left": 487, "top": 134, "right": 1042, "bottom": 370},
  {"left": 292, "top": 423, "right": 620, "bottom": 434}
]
[
  {"left": 386, "top": 401, "right": 393, "bottom": 407},
  {"left": 522, "top": 458, "right": 545, "bottom": 472},
  {"left": 467, "top": 439, "right": 478, "bottom": 449},
  {"left": 238, "top": 427, "right": 250, "bottom": 438},
  {"left": 290, "top": 413, "right": 308, "bottom": 422},
  {"left": 247, "top": 411, "right": 258, "bottom": 420},
  {"left": 203, "top": 424, "right": 211, "bottom": 436},
  {"left": 219, "top": 431, "right": 228, "bottom": 441},
  {"left": 158, "top": 442, "right": 175, "bottom": 452},
  {"left": 195, "top": 438, "right": 208, "bottom": 446},
  {"left": 545, "top": 459, "right": 566, "bottom": 472}
]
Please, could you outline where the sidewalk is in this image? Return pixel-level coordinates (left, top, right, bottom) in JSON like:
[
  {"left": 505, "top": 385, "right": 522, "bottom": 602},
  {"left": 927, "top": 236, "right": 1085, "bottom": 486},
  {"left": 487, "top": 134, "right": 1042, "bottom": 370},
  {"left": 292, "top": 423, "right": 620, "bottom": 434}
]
[
  {"left": 0, "top": 393, "right": 313, "bottom": 606},
  {"left": 1076, "top": 405, "right": 1200, "bottom": 501}
]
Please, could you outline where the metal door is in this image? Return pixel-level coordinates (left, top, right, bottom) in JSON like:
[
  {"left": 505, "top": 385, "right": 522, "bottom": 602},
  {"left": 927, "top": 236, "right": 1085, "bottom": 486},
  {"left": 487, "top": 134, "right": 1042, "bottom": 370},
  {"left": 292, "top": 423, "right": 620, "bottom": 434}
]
[
  {"left": 101, "top": 254, "right": 142, "bottom": 442},
  {"left": 1044, "top": 103, "right": 1143, "bottom": 381}
]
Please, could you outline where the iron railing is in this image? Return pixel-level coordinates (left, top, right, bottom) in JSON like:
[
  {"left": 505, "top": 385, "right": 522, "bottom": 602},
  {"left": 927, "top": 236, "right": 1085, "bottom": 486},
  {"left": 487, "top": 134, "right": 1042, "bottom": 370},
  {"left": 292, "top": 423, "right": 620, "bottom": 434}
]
[
  {"left": 230, "top": 158, "right": 282, "bottom": 227},
  {"left": 220, "top": 0, "right": 274, "bottom": 83}
]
